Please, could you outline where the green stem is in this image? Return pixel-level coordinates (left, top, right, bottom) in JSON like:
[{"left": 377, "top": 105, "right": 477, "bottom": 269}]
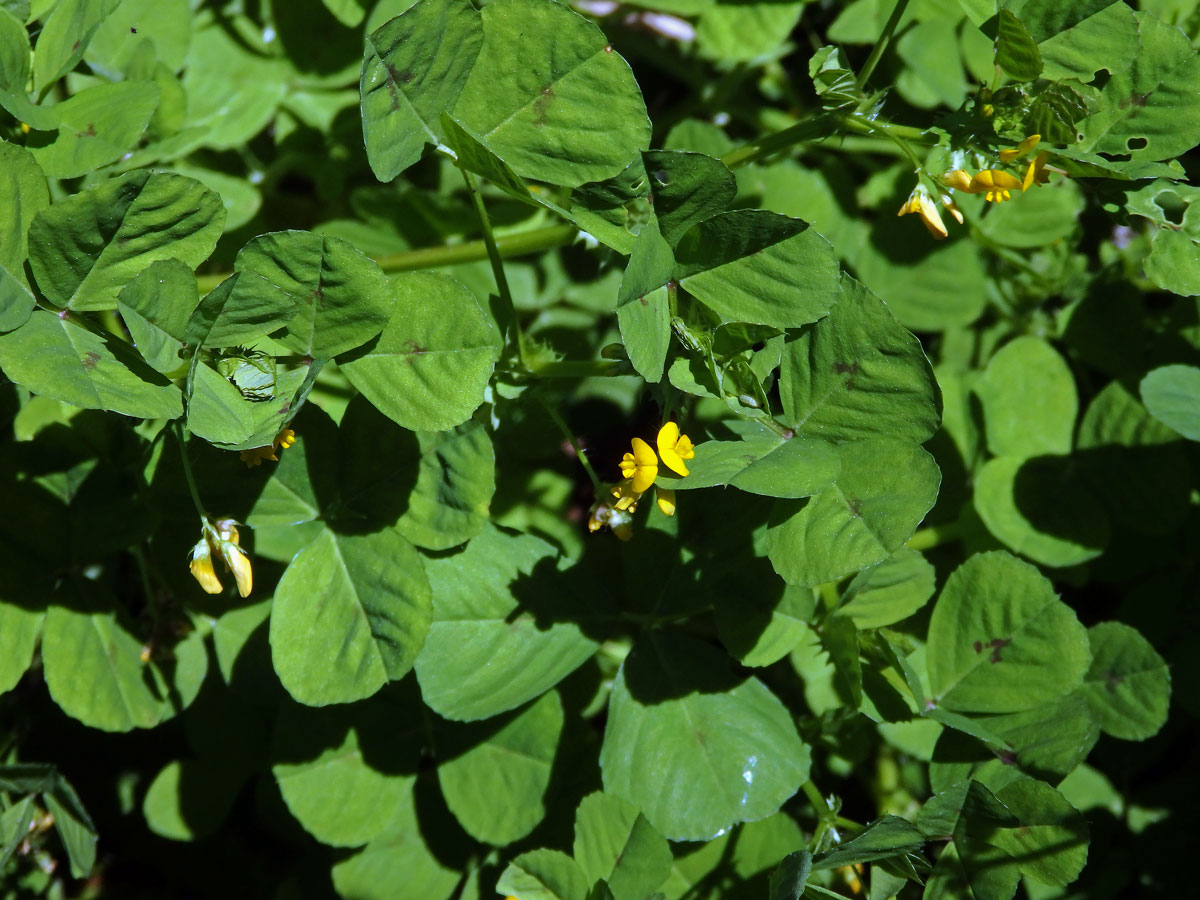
[
  {"left": 905, "top": 520, "right": 966, "bottom": 552},
  {"left": 539, "top": 396, "right": 604, "bottom": 495},
  {"left": 856, "top": 0, "right": 913, "bottom": 91},
  {"left": 460, "top": 166, "right": 524, "bottom": 365},
  {"left": 801, "top": 780, "right": 836, "bottom": 850},
  {"left": 527, "top": 360, "right": 629, "bottom": 378},
  {"left": 841, "top": 113, "right": 930, "bottom": 144},
  {"left": 718, "top": 114, "right": 837, "bottom": 169},
  {"left": 195, "top": 224, "right": 577, "bottom": 295},
  {"left": 173, "top": 421, "right": 207, "bottom": 519}
]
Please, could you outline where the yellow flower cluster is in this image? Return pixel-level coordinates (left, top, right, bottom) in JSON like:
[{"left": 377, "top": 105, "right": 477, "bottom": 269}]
[
  {"left": 899, "top": 135, "right": 1053, "bottom": 239},
  {"left": 189, "top": 517, "right": 253, "bottom": 597},
  {"left": 589, "top": 422, "right": 695, "bottom": 540},
  {"left": 240, "top": 428, "right": 297, "bottom": 467}
]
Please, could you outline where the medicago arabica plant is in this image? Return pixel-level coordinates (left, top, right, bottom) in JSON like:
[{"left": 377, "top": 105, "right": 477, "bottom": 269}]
[{"left": 0, "top": 0, "right": 1195, "bottom": 898}]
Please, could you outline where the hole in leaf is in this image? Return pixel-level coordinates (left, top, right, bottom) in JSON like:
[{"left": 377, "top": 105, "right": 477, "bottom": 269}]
[
  {"left": 1127, "top": 136, "right": 1148, "bottom": 151},
  {"left": 1154, "top": 191, "right": 1186, "bottom": 225}
]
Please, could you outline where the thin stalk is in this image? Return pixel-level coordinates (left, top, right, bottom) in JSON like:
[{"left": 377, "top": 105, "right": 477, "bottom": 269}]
[
  {"left": 461, "top": 166, "right": 524, "bottom": 365},
  {"left": 719, "top": 114, "right": 837, "bottom": 169},
  {"left": 539, "top": 396, "right": 604, "bottom": 495},
  {"left": 855, "top": 0, "right": 913, "bottom": 91},
  {"left": 195, "top": 224, "right": 577, "bottom": 295},
  {"left": 173, "top": 421, "right": 207, "bottom": 519},
  {"left": 526, "top": 360, "right": 628, "bottom": 378},
  {"left": 905, "top": 520, "right": 966, "bottom": 552}
]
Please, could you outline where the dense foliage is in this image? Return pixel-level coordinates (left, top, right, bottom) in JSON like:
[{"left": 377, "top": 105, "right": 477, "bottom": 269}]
[{"left": 0, "top": 0, "right": 1195, "bottom": 898}]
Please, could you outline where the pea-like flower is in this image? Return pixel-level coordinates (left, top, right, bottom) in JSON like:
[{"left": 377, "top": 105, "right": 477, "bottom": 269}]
[
  {"left": 941, "top": 169, "right": 973, "bottom": 192},
  {"left": 968, "top": 170, "right": 1023, "bottom": 203},
  {"left": 240, "top": 428, "right": 297, "bottom": 468},
  {"left": 999, "top": 133, "right": 1041, "bottom": 162},
  {"left": 620, "top": 437, "right": 659, "bottom": 493},
  {"left": 188, "top": 517, "right": 253, "bottom": 597},
  {"left": 656, "top": 422, "right": 695, "bottom": 477},
  {"left": 1023, "top": 151, "right": 1050, "bottom": 191},
  {"left": 897, "top": 189, "right": 948, "bottom": 239}
]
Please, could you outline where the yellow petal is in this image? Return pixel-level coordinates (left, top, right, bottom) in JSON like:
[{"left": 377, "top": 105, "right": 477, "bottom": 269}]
[
  {"left": 631, "top": 436, "right": 657, "bottom": 467},
  {"left": 941, "top": 169, "right": 973, "bottom": 192},
  {"left": 189, "top": 542, "right": 223, "bottom": 594},
  {"left": 656, "top": 422, "right": 691, "bottom": 476},
  {"left": 969, "top": 169, "right": 1022, "bottom": 193},
  {"left": 941, "top": 196, "right": 964, "bottom": 224},
  {"left": 916, "top": 194, "right": 948, "bottom": 239},
  {"left": 619, "top": 452, "right": 637, "bottom": 479},
  {"left": 675, "top": 433, "right": 694, "bottom": 460},
  {"left": 999, "top": 134, "right": 1041, "bottom": 162},
  {"left": 223, "top": 543, "right": 253, "bottom": 598},
  {"left": 631, "top": 465, "right": 657, "bottom": 494},
  {"left": 656, "top": 488, "right": 676, "bottom": 517}
]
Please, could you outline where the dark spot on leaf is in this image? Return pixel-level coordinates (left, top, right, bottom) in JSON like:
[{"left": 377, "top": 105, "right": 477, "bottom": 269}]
[
  {"left": 604, "top": 44, "right": 613, "bottom": 53},
  {"left": 845, "top": 498, "right": 861, "bottom": 518},
  {"left": 76, "top": 124, "right": 97, "bottom": 138},
  {"left": 402, "top": 340, "right": 429, "bottom": 362},
  {"left": 532, "top": 85, "right": 555, "bottom": 127},
  {"left": 997, "top": 749, "right": 1017, "bottom": 766},
  {"left": 277, "top": 401, "right": 291, "bottom": 416},
  {"left": 973, "top": 637, "right": 1011, "bottom": 663},
  {"left": 384, "top": 64, "right": 405, "bottom": 110},
  {"left": 1122, "top": 91, "right": 1151, "bottom": 108},
  {"left": 72, "top": 40, "right": 80, "bottom": 51},
  {"left": 81, "top": 352, "right": 101, "bottom": 371},
  {"left": 638, "top": 295, "right": 648, "bottom": 306},
  {"left": 833, "top": 361, "right": 859, "bottom": 376},
  {"left": 130, "top": 26, "right": 137, "bottom": 34},
  {"left": 1105, "top": 670, "right": 1124, "bottom": 692},
  {"left": 653, "top": 169, "right": 669, "bottom": 184},
  {"left": 309, "top": 286, "right": 323, "bottom": 306}
]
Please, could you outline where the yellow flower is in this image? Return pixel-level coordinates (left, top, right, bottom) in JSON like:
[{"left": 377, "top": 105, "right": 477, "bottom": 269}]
[
  {"left": 240, "top": 428, "right": 296, "bottom": 468},
  {"left": 941, "top": 195, "right": 964, "bottom": 225},
  {"left": 611, "top": 479, "right": 642, "bottom": 512},
  {"left": 656, "top": 488, "right": 676, "bottom": 517},
  {"left": 898, "top": 190, "right": 948, "bottom": 240},
  {"left": 656, "top": 422, "right": 694, "bottom": 477},
  {"left": 1023, "top": 151, "right": 1050, "bottom": 191},
  {"left": 620, "top": 437, "right": 658, "bottom": 493},
  {"left": 968, "top": 169, "right": 1023, "bottom": 203},
  {"left": 999, "top": 133, "right": 1040, "bottom": 163},
  {"left": 188, "top": 517, "right": 253, "bottom": 597},
  {"left": 940, "top": 169, "right": 973, "bottom": 192},
  {"left": 188, "top": 538, "right": 223, "bottom": 594}
]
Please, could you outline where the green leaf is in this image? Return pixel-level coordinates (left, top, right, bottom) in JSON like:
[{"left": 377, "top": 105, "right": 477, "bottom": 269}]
[
  {"left": 27, "top": 170, "right": 225, "bottom": 312},
  {"left": 42, "top": 585, "right": 206, "bottom": 731},
  {"left": 437, "top": 691, "right": 563, "bottom": 846},
  {"left": 1076, "top": 9, "right": 1200, "bottom": 162},
  {"left": 497, "top": 848, "right": 590, "bottom": 900},
  {"left": 974, "top": 337, "right": 1077, "bottom": 458},
  {"left": 85, "top": 0, "right": 192, "bottom": 72},
  {"left": 642, "top": 150, "right": 736, "bottom": 246},
  {"left": 617, "top": 225, "right": 673, "bottom": 383},
  {"left": 811, "top": 816, "right": 924, "bottom": 870},
  {"left": 29, "top": 80, "right": 159, "bottom": 179},
  {"left": 779, "top": 276, "right": 940, "bottom": 443},
  {"left": 768, "top": 850, "right": 812, "bottom": 900},
  {"left": 272, "top": 697, "right": 419, "bottom": 847},
  {"left": 990, "top": 778, "right": 1088, "bottom": 887},
  {"left": 976, "top": 180, "right": 1084, "bottom": 249},
  {"left": 179, "top": 13, "right": 288, "bottom": 150},
  {"left": 182, "top": 274, "right": 294, "bottom": 352},
  {"left": 0, "top": 7, "right": 53, "bottom": 129},
  {"left": 573, "top": 792, "right": 672, "bottom": 900},
  {"left": 441, "top": 114, "right": 535, "bottom": 204},
  {"left": 0, "top": 797, "right": 35, "bottom": 869},
  {"left": 237, "top": 231, "right": 391, "bottom": 359},
  {"left": 896, "top": 19, "right": 967, "bottom": 109},
  {"left": 838, "top": 549, "right": 936, "bottom": 630},
  {"left": 32, "top": 0, "right": 118, "bottom": 93},
  {"left": 1076, "top": 621, "right": 1171, "bottom": 741},
  {"left": 766, "top": 439, "right": 940, "bottom": 587},
  {"left": 453, "top": 0, "right": 651, "bottom": 188},
  {"left": 664, "top": 429, "right": 840, "bottom": 498},
  {"left": 995, "top": 9, "right": 1044, "bottom": 82},
  {"left": 142, "top": 760, "right": 245, "bottom": 841},
  {"left": 330, "top": 789, "right": 461, "bottom": 900},
  {"left": 0, "top": 264, "right": 35, "bottom": 333},
  {"left": 185, "top": 362, "right": 258, "bottom": 446},
  {"left": 922, "top": 835, "right": 1018, "bottom": 900},
  {"left": 396, "top": 421, "right": 495, "bottom": 551},
  {"left": 1034, "top": 0, "right": 1138, "bottom": 82},
  {"left": 414, "top": 523, "right": 600, "bottom": 721},
  {"left": 0, "top": 310, "right": 182, "bottom": 419},
  {"left": 42, "top": 782, "right": 96, "bottom": 878},
  {"left": 926, "top": 552, "right": 1091, "bottom": 714},
  {"left": 716, "top": 577, "right": 813, "bottom": 667},
  {"left": 1140, "top": 364, "right": 1200, "bottom": 440},
  {"left": 0, "top": 142, "right": 49, "bottom": 289},
  {"left": 695, "top": 2, "right": 803, "bottom": 63},
  {"left": 361, "top": 0, "right": 483, "bottom": 182},
  {"left": 0, "top": 599, "right": 42, "bottom": 695},
  {"left": 600, "top": 630, "right": 811, "bottom": 841},
  {"left": 116, "top": 258, "right": 197, "bottom": 374},
  {"left": 1145, "top": 226, "right": 1200, "bottom": 297},
  {"left": 674, "top": 209, "right": 840, "bottom": 329},
  {"left": 1076, "top": 379, "right": 1189, "bottom": 535},
  {"left": 270, "top": 526, "right": 432, "bottom": 706},
  {"left": 973, "top": 455, "right": 1109, "bottom": 567},
  {"left": 340, "top": 270, "right": 501, "bottom": 432}
]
